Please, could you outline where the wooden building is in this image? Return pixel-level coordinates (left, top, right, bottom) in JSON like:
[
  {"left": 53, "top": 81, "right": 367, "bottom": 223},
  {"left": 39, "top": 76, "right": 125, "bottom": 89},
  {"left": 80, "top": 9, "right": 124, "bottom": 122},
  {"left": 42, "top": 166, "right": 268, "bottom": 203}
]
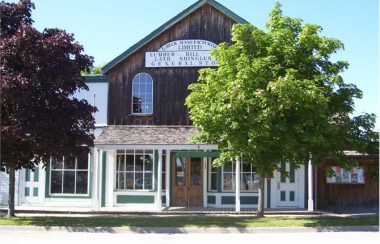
[{"left": 1, "top": 0, "right": 376, "bottom": 213}]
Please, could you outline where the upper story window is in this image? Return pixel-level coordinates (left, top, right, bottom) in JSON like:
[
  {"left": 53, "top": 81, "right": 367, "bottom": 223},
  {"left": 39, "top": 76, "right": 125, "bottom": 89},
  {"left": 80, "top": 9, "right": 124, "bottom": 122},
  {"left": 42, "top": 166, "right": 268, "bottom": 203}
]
[{"left": 132, "top": 73, "right": 153, "bottom": 114}]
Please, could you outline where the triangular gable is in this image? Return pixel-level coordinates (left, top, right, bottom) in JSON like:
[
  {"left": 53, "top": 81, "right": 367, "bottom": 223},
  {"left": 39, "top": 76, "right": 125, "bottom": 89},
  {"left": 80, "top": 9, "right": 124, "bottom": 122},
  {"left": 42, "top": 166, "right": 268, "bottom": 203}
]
[{"left": 102, "top": 0, "right": 249, "bottom": 73}]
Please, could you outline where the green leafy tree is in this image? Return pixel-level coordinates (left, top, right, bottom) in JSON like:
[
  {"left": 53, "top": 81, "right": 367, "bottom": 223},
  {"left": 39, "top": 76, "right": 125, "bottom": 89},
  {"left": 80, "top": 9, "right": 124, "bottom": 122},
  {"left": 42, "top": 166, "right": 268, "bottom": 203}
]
[
  {"left": 186, "top": 3, "right": 377, "bottom": 217},
  {"left": 1, "top": 0, "right": 95, "bottom": 217}
]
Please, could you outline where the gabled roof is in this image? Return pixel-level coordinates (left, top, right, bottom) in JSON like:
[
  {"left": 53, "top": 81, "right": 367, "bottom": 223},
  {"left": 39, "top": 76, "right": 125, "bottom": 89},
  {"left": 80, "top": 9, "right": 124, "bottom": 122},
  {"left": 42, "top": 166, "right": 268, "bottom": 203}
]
[
  {"left": 101, "top": 0, "right": 249, "bottom": 73},
  {"left": 83, "top": 75, "right": 108, "bottom": 83}
]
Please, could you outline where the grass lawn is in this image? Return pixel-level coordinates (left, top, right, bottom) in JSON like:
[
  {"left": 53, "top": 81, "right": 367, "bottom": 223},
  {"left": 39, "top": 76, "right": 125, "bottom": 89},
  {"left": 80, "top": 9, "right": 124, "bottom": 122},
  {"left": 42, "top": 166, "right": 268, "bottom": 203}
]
[{"left": 0, "top": 215, "right": 378, "bottom": 228}]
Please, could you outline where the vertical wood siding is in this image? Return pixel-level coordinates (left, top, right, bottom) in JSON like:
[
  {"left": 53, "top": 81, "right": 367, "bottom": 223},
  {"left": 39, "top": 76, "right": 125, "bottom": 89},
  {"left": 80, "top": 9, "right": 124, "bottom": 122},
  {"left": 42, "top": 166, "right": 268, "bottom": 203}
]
[
  {"left": 316, "top": 159, "right": 379, "bottom": 209},
  {"left": 108, "top": 4, "right": 236, "bottom": 125}
]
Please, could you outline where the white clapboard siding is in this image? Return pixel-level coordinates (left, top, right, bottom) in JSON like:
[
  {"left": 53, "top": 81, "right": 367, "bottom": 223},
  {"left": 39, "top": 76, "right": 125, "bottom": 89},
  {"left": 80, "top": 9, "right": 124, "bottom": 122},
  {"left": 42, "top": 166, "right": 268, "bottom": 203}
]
[{"left": 74, "top": 81, "right": 108, "bottom": 127}]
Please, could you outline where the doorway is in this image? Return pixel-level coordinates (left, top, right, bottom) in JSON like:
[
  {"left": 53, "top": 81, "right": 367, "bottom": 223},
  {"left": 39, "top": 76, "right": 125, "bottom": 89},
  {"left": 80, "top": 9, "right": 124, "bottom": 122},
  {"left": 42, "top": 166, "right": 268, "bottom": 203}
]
[
  {"left": 21, "top": 167, "right": 41, "bottom": 204},
  {"left": 276, "top": 162, "right": 300, "bottom": 207},
  {"left": 172, "top": 157, "right": 203, "bottom": 206}
]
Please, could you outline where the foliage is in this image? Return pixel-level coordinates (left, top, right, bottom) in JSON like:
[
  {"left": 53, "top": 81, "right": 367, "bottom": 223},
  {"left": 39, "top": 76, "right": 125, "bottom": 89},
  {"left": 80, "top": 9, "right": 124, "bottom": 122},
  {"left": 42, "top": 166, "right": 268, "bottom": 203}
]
[
  {"left": 185, "top": 3, "right": 377, "bottom": 215},
  {"left": 0, "top": 0, "right": 96, "bottom": 170},
  {"left": 186, "top": 3, "right": 377, "bottom": 172},
  {"left": 81, "top": 63, "right": 105, "bottom": 75}
]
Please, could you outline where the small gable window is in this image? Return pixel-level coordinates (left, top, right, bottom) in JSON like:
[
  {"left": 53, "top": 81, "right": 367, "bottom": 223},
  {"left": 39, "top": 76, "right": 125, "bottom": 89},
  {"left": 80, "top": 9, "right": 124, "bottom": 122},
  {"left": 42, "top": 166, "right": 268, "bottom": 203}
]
[{"left": 132, "top": 73, "right": 153, "bottom": 114}]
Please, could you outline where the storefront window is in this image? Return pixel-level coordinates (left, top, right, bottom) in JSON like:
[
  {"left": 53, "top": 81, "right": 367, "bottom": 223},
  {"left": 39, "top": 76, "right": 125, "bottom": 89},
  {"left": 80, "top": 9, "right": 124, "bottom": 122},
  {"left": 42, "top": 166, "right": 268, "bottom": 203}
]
[
  {"left": 116, "top": 150, "right": 154, "bottom": 190},
  {"left": 222, "top": 161, "right": 259, "bottom": 192},
  {"left": 50, "top": 155, "right": 89, "bottom": 195}
]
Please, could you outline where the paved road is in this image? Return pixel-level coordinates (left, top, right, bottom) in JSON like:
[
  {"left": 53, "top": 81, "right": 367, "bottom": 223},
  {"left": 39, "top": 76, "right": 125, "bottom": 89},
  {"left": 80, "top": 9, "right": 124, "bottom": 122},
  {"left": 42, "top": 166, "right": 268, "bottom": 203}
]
[{"left": 1, "top": 230, "right": 379, "bottom": 244}]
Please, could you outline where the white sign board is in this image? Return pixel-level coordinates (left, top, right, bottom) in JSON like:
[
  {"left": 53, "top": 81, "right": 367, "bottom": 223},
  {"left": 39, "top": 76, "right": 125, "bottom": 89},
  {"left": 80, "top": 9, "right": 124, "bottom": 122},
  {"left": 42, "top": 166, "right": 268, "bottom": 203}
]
[{"left": 145, "top": 39, "right": 218, "bottom": 68}]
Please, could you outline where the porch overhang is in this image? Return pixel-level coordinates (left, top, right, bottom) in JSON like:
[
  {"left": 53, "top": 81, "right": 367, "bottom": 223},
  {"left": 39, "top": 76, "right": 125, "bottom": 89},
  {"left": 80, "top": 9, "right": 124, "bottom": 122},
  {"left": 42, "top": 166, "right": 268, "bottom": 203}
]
[{"left": 94, "top": 125, "right": 218, "bottom": 151}]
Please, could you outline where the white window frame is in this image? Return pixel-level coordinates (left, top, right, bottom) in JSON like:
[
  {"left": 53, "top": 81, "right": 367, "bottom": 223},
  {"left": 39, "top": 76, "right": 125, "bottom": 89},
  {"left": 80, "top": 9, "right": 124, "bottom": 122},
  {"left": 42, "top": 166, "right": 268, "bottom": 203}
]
[
  {"left": 131, "top": 73, "right": 153, "bottom": 115},
  {"left": 208, "top": 158, "right": 218, "bottom": 192},
  {"left": 49, "top": 156, "right": 90, "bottom": 196},
  {"left": 221, "top": 161, "right": 259, "bottom": 192},
  {"left": 115, "top": 149, "right": 155, "bottom": 191}
]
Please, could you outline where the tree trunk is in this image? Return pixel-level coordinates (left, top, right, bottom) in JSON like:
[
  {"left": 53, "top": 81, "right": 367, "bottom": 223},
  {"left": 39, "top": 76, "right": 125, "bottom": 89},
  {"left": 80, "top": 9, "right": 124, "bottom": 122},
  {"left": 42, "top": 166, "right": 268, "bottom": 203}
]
[
  {"left": 257, "top": 175, "right": 265, "bottom": 217},
  {"left": 7, "top": 166, "right": 16, "bottom": 217}
]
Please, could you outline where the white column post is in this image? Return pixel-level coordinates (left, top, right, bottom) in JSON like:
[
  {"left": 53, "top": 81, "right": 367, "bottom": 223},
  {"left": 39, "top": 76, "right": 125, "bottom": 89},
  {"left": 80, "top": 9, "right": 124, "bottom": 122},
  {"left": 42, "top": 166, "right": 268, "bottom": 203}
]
[
  {"left": 106, "top": 150, "right": 115, "bottom": 207},
  {"left": 165, "top": 150, "right": 170, "bottom": 208},
  {"left": 92, "top": 148, "right": 99, "bottom": 211},
  {"left": 203, "top": 157, "right": 207, "bottom": 208},
  {"left": 156, "top": 149, "right": 163, "bottom": 211},
  {"left": 308, "top": 153, "right": 314, "bottom": 212},
  {"left": 235, "top": 156, "right": 241, "bottom": 212},
  {"left": 97, "top": 149, "right": 103, "bottom": 210}
]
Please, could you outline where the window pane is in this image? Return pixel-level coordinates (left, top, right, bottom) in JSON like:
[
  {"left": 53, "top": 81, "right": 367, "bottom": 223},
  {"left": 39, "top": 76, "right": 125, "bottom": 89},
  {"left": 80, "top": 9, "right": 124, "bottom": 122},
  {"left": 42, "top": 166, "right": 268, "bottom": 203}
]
[
  {"left": 65, "top": 156, "right": 76, "bottom": 169},
  {"left": 135, "top": 154, "right": 144, "bottom": 171},
  {"left": 76, "top": 171, "right": 88, "bottom": 194},
  {"left": 63, "top": 171, "right": 75, "bottom": 193},
  {"left": 242, "top": 163, "right": 251, "bottom": 173},
  {"left": 210, "top": 173, "right": 217, "bottom": 191},
  {"left": 126, "top": 172, "right": 134, "bottom": 189},
  {"left": 135, "top": 172, "right": 144, "bottom": 189},
  {"left": 191, "top": 159, "right": 201, "bottom": 185},
  {"left": 117, "top": 172, "right": 125, "bottom": 190},
  {"left": 51, "top": 171, "right": 62, "bottom": 193},
  {"left": 241, "top": 173, "right": 251, "bottom": 191},
  {"left": 162, "top": 172, "right": 166, "bottom": 190},
  {"left": 126, "top": 154, "right": 134, "bottom": 171},
  {"left": 224, "top": 163, "right": 233, "bottom": 173},
  {"left": 176, "top": 158, "right": 186, "bottom": 186},
  {"left": 117, "top": 155, "right": 126, "bottom": 171},
  {"left": 289, "top": 164, "right": 295, "bottom": 183},
  {"left": 145, "top": 172, "right": 153, "bottom": 190},
  {"left": 145, "top": 103, "right": 153, "bottom": 114},
  {"left": 77, "top": 155, "right": 88, "bottom": 169},
  {"left": 145, "top": 153, "right": 153, "bottom": 171},
  {"left": 51, "top": 158, "right": 63, "bottom": 169},
  {"left": 223, "top": 173, "right": 233, "bottom": 191}
]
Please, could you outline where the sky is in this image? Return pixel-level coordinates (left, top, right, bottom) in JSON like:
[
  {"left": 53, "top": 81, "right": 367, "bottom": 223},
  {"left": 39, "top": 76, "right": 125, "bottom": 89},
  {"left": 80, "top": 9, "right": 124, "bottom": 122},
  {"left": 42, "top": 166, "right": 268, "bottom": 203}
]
[{"left": 9, "top": 0, "right": 380, "bottom": 129}]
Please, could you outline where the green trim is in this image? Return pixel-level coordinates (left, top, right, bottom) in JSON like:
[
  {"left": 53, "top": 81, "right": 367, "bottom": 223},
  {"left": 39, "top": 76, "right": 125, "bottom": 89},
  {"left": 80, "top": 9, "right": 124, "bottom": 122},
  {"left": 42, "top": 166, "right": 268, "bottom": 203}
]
[
  {"left": 221, "top": 196, "right": 258, "bottom": 205},
  {"left": 116, "top": 195, "right": 154, "bottom": 204},
  {"left": 267, "top": 178, "right": 271, "bottom": 208},
  {"left": 33, "top": 187, "right": 38, "bottom": 197},
  {"left": 102, "top": 0, "right": 249, "bottom": 73},
  {"left": 25, "top": 169, "right": 30, "bottom": 182},
  {"left": 207, "top": 195, "right": 216, "bottom": 204},
  {"left": 289, "top": 191, "right": 295, "bottom": 201},
  {"left": 33, "top": 166, "right": 39, "bottom": 182},
  {"left": 217, "top": 167, "right": 222, "bottom": 193},
  {"left": 161, "top": 195, "right": 166, "bottom": 204},
  {"left": 83, "top": 75, "right": 108, "bottom": 83},
  {"left": 289, "top": 164, "right": 295, "bottom": 183},
  {"left": 101, "top": 151, "right": 107, "bottom": 207},
  {"left": 45, "top": 153, "right": 92, "bottom": 199},
  {"left": 45, "top": 165, "right": 50, "bottom": 198},
  {"left": 174, "top": 151, "right": 220, "bottom": 158}
]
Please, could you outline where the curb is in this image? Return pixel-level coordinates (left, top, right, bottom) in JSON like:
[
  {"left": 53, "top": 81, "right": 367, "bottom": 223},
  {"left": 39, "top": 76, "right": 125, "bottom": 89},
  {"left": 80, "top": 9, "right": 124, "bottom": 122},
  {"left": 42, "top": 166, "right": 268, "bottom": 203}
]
[{"left": 0, "top": 225, "right": 378, "bottom": 234}]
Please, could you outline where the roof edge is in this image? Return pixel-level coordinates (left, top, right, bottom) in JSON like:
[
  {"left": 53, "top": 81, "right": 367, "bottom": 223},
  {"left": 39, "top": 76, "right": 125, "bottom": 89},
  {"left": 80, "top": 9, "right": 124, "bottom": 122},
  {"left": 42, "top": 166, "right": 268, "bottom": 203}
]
[{"left": 102, "top": 0, "right": 249, "bottom": 73}]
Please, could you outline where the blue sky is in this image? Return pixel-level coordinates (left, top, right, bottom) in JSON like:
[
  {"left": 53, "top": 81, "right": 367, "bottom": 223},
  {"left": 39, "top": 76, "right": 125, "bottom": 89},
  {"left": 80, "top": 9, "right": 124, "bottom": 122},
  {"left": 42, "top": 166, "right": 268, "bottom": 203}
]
[{"left": 18, "top": 0, "right": 380, "bottom": 128}]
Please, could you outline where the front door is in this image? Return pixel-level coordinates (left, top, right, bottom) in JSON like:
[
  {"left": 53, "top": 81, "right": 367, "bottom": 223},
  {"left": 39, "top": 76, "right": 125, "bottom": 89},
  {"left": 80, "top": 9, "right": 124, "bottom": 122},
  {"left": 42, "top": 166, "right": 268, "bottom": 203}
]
[
  {"left": 172, "top": 157, "right": 203, "bottom": 206},
  {"left": 276, "top": 162, "right": 299, "bottom": 207},
  {"left": 21, "top": 167, "right": 40, "bottom": 204}
]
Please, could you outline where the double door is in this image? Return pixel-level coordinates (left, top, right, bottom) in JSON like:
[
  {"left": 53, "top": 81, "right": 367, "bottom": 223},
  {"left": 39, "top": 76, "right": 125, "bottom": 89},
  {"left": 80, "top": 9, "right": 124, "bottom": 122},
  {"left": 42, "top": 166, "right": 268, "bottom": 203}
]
[{"left": 172, "top": 157, "right": 203, "bottom": 206}]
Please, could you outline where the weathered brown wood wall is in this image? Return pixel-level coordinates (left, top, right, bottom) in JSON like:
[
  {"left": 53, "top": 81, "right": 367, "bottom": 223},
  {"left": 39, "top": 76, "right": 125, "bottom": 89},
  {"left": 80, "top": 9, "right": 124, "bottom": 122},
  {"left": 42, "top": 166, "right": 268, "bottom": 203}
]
[
  {"left": 316, "top": 158, "right": 379, "bottom": 209},
  {"left": 107, "top": 4, "right": 236, "bottom": 125}
]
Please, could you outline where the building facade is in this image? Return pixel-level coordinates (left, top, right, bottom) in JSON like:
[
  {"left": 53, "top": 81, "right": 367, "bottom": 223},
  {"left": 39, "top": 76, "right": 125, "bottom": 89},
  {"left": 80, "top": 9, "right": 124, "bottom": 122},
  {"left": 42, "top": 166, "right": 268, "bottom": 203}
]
[{"left": 4, "top": 0, "right": 375, "bottom": 212}]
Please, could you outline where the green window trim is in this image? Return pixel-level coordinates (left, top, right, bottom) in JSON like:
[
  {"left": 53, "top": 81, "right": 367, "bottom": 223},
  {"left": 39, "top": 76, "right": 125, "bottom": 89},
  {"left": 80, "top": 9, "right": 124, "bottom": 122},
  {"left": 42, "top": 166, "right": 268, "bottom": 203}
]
[{"left": 45, "top": 154, "right": 92, "bottom": 199}]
